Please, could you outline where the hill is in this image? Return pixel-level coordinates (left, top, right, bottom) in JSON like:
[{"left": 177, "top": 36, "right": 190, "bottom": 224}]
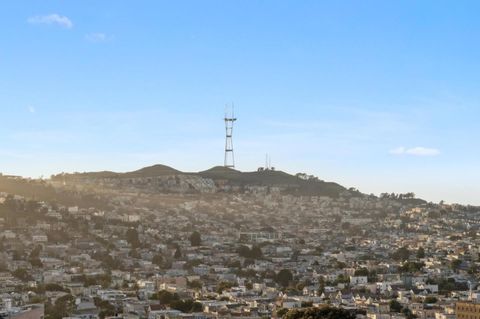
[
  {"left": 124, "top": 164, "right": 181, "bottom": 177},
  {"left": 52, "top": 164, "right": 180, "bottom": 180},
  {"left": 52, "top": 164, "right": 346, "bottom": 197},
  {"left": 198, "top": 166, "right": 345, "bottom": 196}
]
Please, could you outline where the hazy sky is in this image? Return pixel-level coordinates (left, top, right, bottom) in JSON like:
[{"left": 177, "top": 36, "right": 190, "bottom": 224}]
[{"left": 1, "top": 1, "right": 480, "bottom": 205}]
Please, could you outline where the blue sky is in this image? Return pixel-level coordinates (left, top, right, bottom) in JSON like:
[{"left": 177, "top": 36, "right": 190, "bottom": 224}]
[{"left": 1, "top": 1, "right": 480, "bottom": 204}]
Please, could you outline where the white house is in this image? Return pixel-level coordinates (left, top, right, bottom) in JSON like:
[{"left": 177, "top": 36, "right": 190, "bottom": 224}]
[{"left": 350, "top": 276, "right": 368, "bottom": 285}]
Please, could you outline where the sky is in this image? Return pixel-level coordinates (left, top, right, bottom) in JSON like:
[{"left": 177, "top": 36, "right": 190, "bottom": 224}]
[{"left": 1, "top": 1, "right": 480, "bottom": 205}]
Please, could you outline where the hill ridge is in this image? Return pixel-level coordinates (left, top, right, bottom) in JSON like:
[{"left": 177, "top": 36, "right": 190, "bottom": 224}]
[{"left": 51, "top": 163, "right": 347, "bottom": 197}]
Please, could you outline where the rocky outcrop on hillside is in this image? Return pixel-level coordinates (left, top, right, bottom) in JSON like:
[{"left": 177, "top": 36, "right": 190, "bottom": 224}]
[{"left": 68, "top": 175, "right": 217, "bottom": 194}]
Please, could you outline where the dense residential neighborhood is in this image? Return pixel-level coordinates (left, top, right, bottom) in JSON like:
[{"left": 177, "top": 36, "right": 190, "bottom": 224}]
[
  {"left": 0, "top": 170, "right": 480, "bottom": 319},
  {"left": 4, "top": 0, "right": 480, "bottom": 317}
]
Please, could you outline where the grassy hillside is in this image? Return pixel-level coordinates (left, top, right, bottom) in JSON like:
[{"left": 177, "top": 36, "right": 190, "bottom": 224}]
[
  {"left": 52, "top": 164, "right": 180, "bottom": 180},
  {"left": 198, "top": 166, "right": 345, "bottom": 196},
  {"left": 53, "top": 164, "right": 346, "bottom": 197}
]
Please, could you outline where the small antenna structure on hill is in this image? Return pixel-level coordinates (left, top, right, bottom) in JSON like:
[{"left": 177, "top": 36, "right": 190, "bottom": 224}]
[
  {"left": 258, "top": 154, "right": 275, "bottom": 171},
  {"left": 224, "top": 104, "right": 237, "bottom": 168}
]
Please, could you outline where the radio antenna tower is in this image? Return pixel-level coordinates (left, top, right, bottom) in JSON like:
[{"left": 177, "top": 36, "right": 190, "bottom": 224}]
[{"left": 224, "top": 104, "right": 237, "bottom": 168}]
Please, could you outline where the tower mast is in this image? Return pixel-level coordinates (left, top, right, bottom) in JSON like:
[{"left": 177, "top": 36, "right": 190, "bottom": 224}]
[{"left": 224, "top": 104, "right": 237, "bottom": 168}]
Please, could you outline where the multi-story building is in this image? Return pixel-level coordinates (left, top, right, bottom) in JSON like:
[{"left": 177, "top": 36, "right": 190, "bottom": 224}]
[{"left": 456, "top": 302, "right": 480, "bottom": 319}]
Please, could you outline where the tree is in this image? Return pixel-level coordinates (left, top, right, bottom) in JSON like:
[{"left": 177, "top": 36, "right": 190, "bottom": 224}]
[
  {"left": 251, "top": 245, "right": 263, "bottom": 259},
  {"left": 390, "top": 299, "right": 403, "bottom": 313},
  {"left": 47, "top": 229, "right": 70, "bottom": 244},
  {"left": 188, "top": 280, "right": 202, "bottom": 290},
  {"left": 428, "top": 211, "right": 441, "bottom": 219},
  {"left": 12, "top": 250, "right": 24, "bottom": 260},
  {"left": 217, "top": 281, "right": 235, "bottom": 294},
  {"left": 157, "top": 290, "right": 180, "bottom": 305},
  {"left": 424, "top": 296, "right": 438, "bottom": 304},
  {"left": 318, "top": 277, "right": 325, "bottom": 295},
  {"left": 191, "top": 301, "right": 203, "bottom": 312},
  {"left": 334, "top": 274, "right": 349, "bottom": 284},
  {"left": 354, "top": 268, "right": 369, "bottom": 276},
  {"left": 29, "top": 245, "right": 42, "bottom": 259},
  {"left": 94, "top": 298, "right": 116, "bottom": 319},
  {"left": 30, "top": 258, "right": 43, "bottom": 267},
  {"left": 227, "top": 260, "right": 242, "bottom": 268},
  {"left": 276, "top": 269, "right": 293, "bottom": 288},
  {"left": 335, "top": 261, "right": 346, "bottom": 269},
  {"left": 367, "top": 269, "right": 378, "bottom": 283},
  {"left": 129, "top": 249, "right": 140, "bottom": 258},
  {"left": 189, "top": 231, "right": 201, "bottom": 246},
  {"left": 45, "top": 294, "right": 76, "bottom": 319},
  {"left": 152, "top": 254, "right": 163, "bottom": 267},
  {"left": 243, "top": 258, "right": 255, "bottom": 267},
  {"left": 451, "top": 259, "right": 462, "bottom": 272},
  {"left": 277, "top": 308, "right": 288, "bottom": 318},
  {"left": 26, "top": 200, "right": 41, "bottom": 213},
  {"left": 468, "top": 264, "right": 478, "bottom": 275},
  {"left": 341, "top": 222, "right": 351, "bottom": 230},
  {"left": 238, "top": 245, "right": 250, "bottom": 257},
  {"left": 237, "top": 245, "right": 263, "bottom": 259},
  {"left": 126, "top": 228, "right": 140, "bottom": 248},
  {"left": 45, "top": 283, "right": 70, "bottom": 292},
  {"left": 184, "top": 259, "right": 202, "bottom": 270},
  {"left": 282, "top": 306, "right": 356, "bottom": 319},
  {"left": 80, "top": 274, "right": 112, "bottom": 288},
  {"left": 402, "top": 308, "right": 416, "bottom": 319},
  {"left": 392, "top": 246, "right": 410, "bottom": 261},
  {"left": 174, "top": 247, "right": 182, "bottom": 259},
  {"left": 12, "top": 268, "right": 32, "bottom": 281},
  {"left": 416, "top": 247, "right": 425, "bottom": 259},
  {"left": 399, "top": 261, "right": 425, "bottom": 273},
  {"left": 170, "top": 299, "right": 203, "bottom": 313}
]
